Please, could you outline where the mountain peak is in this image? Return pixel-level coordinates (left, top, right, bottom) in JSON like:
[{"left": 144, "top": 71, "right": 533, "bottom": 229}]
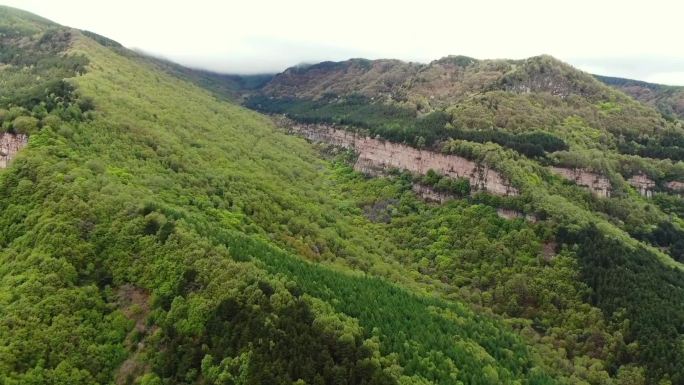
[{"left": 431, "top": 55, "right": 479, "bottom": 67}]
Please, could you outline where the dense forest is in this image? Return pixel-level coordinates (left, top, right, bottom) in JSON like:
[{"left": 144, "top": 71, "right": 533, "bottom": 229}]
[
  {"left": 0, "top": 8, "right": 556, "bottom": 385},
  {"left": 248, "top": 38, "right": 684, "bottom": 385},
  {"left": 254, "top": 56, "right": 684, "bottom": 166},
  {"left": 0, "top": 6, "right": 683, "bottom": 385},
  {"left": 246, "top": 96, "right": 569, "bottom": 158}
]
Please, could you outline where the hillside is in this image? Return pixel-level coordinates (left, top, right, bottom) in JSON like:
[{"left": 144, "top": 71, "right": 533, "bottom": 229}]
[
  {"left": 249, "top": 55, "right": 684, "bottom": 383},
  {"left": 250, "top": 56, "right": 684, "bottom": 161},
  {"left": 0, "top": 6, "right": 560, "bottom": 385},
  {"left": 1, "top": 6, "right": 683, "bottom": 385},
  {"left": 596, "top": 74, "right": 684, "bottom": 121},
  {"left": 138, "top": 55, "right": 273, "bottom": 102},
  {"left": 262, "top": 55, "right": 622, "bottom": 105},
  {"left": 79, "top": 30, "right": 273, "bottom": 102}
]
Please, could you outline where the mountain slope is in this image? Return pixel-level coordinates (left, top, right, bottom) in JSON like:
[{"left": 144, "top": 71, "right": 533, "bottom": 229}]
[
  {"left": 263, "top": 55, "right": 635, "bottom": 105},
  {"left": 251, "top": 55, "right": 677, "bottom": 160},
  {"left": 249, "top": 55, "right": 684, "bottom": 384},
  {"left": 0, "top": 7, "right": 568, "bottom": 385},
  {"left": 1, "top": 7, "right": 684, "bottom": 385},
  {"left": 137, "top": 54, "right": 273, "bottom": 102},
  {"left": 596, "top": 74, "right": 684, "bottom": 121},
  {"left": 78, "top": 29, "right": 273, "bottom": 102}
]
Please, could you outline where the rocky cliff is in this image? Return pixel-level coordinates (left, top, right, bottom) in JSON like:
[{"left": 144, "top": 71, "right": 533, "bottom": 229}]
[
  {"left": 551, "top": 168, "right": 662, "bottom": 198},
  {"left": 0, "top": 133, "right": 28, "bottom": 168},
  {"left": 285, "top": 122, "right": 518, "bottom": 196},
  {"left": 285, "top": 120, "right": 669, "bottom": 201},
  {"left": 628, "top": 174, "right": 656, "bottom": 198},
  {"left": 550, "top": 167, "right": 612, "bottom": 197},
  {"left": 667, "top": 181, "right": 684, "bottom": 196}
]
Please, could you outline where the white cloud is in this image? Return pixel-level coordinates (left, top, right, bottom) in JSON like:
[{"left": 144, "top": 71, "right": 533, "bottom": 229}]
[
  {"left": 645, "top": 72, "right": 684, "bottom": 86},
  {"left": 4, "top": 0, "right": 684, "bottom": 85}
]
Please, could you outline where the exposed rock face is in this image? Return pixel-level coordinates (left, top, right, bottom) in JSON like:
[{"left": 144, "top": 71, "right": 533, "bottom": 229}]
[
  {"left": 287, "top": 123, "right": 518, "bottom": 196},
  {"left": 550, "top": 167, "right": 612, "bottom": 198},
  {"left": 0, "top": 133, "right": 28, "bottom": 168},
  {"left": 628, "top": 174, "right": 656, "bottom": 198},
  {"left": 667, "top": 181, "right": 684, "bottom": 194}
]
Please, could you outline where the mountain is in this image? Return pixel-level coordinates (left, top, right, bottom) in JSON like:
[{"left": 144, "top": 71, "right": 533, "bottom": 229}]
[
  {"left": 80, "top": 30, "right": 274, "bottom": 102},
  {"left": 250, "top": 55, "right": 680, "bottom": 157},
  {"left": 249, "top": 56, "right": 684, "bottom": 383},
  {"left": 596, "top": 74, "right": 684, "bottom": 121},
  {"left": 1, "top": 6, "right": 683, "bottom": 385},
  {"left": 262, "top": 55, "right": 619, "bottom": 104},
  {"left": 137, "top": 54, "right": 273, "bottom": 102},
  {"left": 0, "top": 7, "right": 554, "bottom": 385}
]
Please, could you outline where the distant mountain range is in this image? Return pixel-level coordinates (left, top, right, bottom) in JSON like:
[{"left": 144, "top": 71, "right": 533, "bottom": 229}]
[
  {"left": 595, "top": 74, "right": 684, "bottom": 121},
  {"left": 158, "top": 54, "right": 683, "bottom": 122}
]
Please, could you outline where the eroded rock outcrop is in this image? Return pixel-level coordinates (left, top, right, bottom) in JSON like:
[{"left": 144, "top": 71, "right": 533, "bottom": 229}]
[
  {"left": 0, "top": 132, "right": 28, "bottom": 168},
  {"left": 550, "top": 167, "right": 612, "bottom": 198},
  {"left": 287, "top": 123, "right": 518, "bottom": 196},
  {"left": 628, "top": 174, "right": 656, "bottom": 198},
  {"left": 667, "top": 181, "right": 684, "bottom": 195}
]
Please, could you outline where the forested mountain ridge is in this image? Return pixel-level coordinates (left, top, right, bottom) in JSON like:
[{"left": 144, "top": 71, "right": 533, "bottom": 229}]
[
  {"left": 77, "top": 29, "right": 274, "bottom": 103},
  {"left": 247, "top": 55, "right": 684, "bottom": 384},
  {"left": 250, "top": 55, "right": 684, "bottom": 162},
  {"left": 0, "top": 6, "right": 561, "bottom": 385},
  {"left": 595, "top": 74, "right": 684, "bottom": 121},
  {"left": 261, "top": 55, "right": 649, "bottom": 109},
  {"left": 1, "top": 6, "right": 683, "bottom": 385}
]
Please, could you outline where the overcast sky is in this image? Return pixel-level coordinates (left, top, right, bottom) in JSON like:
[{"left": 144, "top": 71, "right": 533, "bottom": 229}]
[{"left": 6, "top": 0, "right": 684, "bottom": 85}]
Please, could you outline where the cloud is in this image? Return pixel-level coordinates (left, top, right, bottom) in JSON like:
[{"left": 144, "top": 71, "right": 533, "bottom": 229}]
[
  {"left": 570, "top": 56, "right": 684, "bottom": 86},
  {"left": 5, "top": 0, "right": 684, "bottom": 85},
  {"left": 157, "top": 36, "right": 378, "bottom": 74},
  {"left": 645, "top": 72, "right": 684, "bottom": 86}
]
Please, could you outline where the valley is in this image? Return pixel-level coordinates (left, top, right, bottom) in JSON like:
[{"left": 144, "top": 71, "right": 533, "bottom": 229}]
[{"left": 0, "top": 5, "right": 683, "bottom": 385}]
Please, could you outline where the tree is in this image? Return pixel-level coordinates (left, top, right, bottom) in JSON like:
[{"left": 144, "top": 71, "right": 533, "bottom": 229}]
[{"left": 12, "top": 115, "right": 39, "bottom": 134}]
